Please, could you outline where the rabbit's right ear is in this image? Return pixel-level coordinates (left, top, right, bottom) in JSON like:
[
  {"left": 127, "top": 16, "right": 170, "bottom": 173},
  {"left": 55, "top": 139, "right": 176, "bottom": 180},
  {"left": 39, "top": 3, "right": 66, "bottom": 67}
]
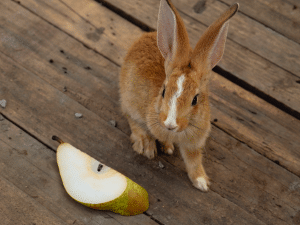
[
  {"left": 191, "top": 3, "right": 239, "bottom": 71},
  {"left": 157, "top": 0, "right": 190, "bottom": 74}
]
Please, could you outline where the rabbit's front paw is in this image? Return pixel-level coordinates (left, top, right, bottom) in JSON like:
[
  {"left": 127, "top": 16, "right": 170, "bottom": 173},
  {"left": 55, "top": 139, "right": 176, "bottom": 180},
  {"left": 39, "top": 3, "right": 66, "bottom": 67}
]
[
  {"left": 161, "top": 141, "right": 174, "bottom": 155},
  {"left": 192, "top": 176, "right": 210, "bottom": 192},
  {"left": 130, "top": 132, "right": 157, "bottom": 159}
]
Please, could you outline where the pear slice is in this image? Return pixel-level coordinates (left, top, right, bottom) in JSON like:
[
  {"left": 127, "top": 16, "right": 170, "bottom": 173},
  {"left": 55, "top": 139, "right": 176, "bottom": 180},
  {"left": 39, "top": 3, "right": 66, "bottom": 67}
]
[{"left": 52, "top": 136, "right": 149, "bottom": 216}]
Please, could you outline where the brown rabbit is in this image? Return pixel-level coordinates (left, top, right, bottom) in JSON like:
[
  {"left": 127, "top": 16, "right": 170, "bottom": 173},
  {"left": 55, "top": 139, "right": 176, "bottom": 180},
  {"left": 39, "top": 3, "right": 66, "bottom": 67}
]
[{"left": 119, "top": 0, "right": 239, "bottom": 191}]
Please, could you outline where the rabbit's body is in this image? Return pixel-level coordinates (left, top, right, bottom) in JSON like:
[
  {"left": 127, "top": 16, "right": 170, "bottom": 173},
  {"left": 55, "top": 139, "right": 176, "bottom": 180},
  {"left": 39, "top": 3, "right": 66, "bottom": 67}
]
[
  {"left": 120, "top": 32, "right": 165, "bottom": 127},
  {"left": 119, "top": 0, "right": 238, "bottom": 191}
]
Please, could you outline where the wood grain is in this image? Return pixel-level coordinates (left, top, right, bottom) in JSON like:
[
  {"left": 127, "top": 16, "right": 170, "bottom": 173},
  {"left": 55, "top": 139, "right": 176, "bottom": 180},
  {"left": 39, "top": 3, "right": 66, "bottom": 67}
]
[
  {"left": 10, "top": 0, "right": 142, "bottom": 65},
  {"left": 0, "top": 167, "right": 68, "bottom": 225},
  {"left": 0, "top": 0, "right": 131, "bottom": 134},
  {"left": 209, "top": 74, "right": 300, "bottom": 176},
  {"left": 1, "top": 0, "right": 300, "bottom": 224},
  {"left": 221, "top": 0, "right": 300, "bottom": 44}
]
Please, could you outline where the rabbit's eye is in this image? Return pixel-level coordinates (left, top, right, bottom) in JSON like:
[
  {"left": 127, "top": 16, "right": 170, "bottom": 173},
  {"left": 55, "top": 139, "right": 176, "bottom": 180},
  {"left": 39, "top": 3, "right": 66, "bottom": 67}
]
[
  {"left": 162, "top": 88, "right": 165, "bottom": 98},
  {"left": 192, "top": 94, "right": 198, "bottom": 106}
]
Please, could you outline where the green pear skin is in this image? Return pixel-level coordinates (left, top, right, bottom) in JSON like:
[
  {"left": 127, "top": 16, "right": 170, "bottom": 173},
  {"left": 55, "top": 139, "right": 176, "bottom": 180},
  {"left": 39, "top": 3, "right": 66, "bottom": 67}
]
[{"left": 81, "top": 177, "right": 149, "bottom": 216}]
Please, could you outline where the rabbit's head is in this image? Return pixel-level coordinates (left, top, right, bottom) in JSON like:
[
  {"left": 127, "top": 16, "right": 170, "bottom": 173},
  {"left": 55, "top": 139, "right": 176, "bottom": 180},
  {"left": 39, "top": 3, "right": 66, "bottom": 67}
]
[{"left": 153, "top": 0, "right": 238, "bottom": 135}]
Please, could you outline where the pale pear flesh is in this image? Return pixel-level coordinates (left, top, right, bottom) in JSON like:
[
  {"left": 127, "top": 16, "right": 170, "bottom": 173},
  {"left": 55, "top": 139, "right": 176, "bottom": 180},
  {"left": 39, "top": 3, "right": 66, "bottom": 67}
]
[{"left": 57, "top": 143, "right": 128, "bottom": 204}]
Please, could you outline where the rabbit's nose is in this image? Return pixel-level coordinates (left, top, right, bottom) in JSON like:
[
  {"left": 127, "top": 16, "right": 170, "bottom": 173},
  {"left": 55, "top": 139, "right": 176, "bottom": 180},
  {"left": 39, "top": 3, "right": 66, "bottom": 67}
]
[{"left": 165, "top": 124, "right": 178, "bottom": 130}]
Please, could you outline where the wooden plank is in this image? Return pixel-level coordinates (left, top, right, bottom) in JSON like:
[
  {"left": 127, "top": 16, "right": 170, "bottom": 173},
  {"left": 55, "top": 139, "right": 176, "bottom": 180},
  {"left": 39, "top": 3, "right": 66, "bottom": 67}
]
[
  {"left": 219, "top": 0, "right": 300, "bottom": 44},
  {"left": 0, "top": 0, "right": 130, "bottom": 135},
  {"left": 209, "top": 74, "right": 300, "bottom": 176},
  {"left": 0, "top": 168, "right": 68, "bottom": 225},
  {"left": 0, "top": 213, "right": 11, "bottom": 225},
  {"left": 15, "top": 0, "right": 300, "bottom": 118},
  {"left": 2, "top": 0, "right": 299, "bottom": 177},
  {"left": 10, "top": 0, "right": 142, "bottom": 65},
  {"left": 1, "top": 0, "right": 300, "bottom": 223},
  {"left": 0, "top": 50, "right": 265, "bottom": 224},
  {"left": 0, "top": 116, "right": 158, "bottom": 225}
]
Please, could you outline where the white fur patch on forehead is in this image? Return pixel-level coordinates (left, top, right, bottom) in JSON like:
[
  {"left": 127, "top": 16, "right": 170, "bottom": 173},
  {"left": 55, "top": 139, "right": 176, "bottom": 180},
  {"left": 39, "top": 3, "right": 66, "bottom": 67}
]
[{"left": 164, "top": 74, "right": 185, "bottom": 129}]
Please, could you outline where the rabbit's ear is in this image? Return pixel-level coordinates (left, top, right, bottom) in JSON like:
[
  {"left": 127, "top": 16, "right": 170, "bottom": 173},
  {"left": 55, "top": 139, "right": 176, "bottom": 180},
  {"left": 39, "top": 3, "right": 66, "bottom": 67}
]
[
  {"left": 191, "top": 3, "right": 239, "bottom": 70},
  {"left": 157, "top": 0, "right": 190, "bottom": 72}
]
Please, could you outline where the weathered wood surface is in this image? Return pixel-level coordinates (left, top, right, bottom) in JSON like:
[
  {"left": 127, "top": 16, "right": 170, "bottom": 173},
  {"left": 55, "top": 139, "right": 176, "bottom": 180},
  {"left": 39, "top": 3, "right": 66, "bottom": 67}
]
[
  {"left": 0, "top": 0, "right": 300, "bottom": 224},
  {"left": 0, "top": 166, "right": 67, "bottom": 225},
  {"left": 222, "top": 0, "right": 300, "bottom": 44}
]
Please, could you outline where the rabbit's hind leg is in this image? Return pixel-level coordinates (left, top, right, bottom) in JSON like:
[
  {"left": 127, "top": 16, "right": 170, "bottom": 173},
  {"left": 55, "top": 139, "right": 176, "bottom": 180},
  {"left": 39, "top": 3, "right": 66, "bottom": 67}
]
[{"left": 127, "top": 117, "right": 157, "bottom": 159}]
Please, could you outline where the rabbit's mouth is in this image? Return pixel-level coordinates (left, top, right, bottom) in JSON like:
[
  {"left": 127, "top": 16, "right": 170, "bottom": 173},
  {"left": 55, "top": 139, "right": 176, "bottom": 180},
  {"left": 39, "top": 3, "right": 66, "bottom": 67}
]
[
  {"left": 165, "top": 125, "right": 179, "bottom": 132},
  {"left": 155, "top": 118, "right": 178, "bottom": 133}
]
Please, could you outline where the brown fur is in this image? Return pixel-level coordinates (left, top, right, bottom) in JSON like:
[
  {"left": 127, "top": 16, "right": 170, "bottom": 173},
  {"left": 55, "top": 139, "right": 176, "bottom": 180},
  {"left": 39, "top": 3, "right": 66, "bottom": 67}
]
[{"left": 119, "top": 0, "right": 239, "bottom": 191}]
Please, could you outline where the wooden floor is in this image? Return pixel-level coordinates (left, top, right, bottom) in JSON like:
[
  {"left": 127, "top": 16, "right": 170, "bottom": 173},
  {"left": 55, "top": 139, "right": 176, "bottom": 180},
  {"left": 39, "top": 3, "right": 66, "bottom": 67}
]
[{"left": 0, "top": 0, "right": 300, "bottom": 224}]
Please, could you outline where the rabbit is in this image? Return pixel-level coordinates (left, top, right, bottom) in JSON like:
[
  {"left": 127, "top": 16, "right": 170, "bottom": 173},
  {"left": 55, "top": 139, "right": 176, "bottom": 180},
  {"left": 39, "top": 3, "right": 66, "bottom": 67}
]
[{"left": 119, "top": 0, "right": 239, "bottom": 192}]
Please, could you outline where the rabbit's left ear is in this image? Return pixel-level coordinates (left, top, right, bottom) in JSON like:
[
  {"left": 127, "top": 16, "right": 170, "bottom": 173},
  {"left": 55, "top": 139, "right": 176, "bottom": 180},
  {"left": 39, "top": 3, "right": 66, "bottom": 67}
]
[
  {"left": 191, "top": 3, "right": 239, "bottom": 70},
  {"left": 157, "top": 0, "right": 190, "bottom": 73}
]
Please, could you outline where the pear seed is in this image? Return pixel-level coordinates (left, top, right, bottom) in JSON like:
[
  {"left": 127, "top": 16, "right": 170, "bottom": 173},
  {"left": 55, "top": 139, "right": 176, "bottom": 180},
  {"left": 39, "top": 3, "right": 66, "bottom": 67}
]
[{"left": 97, "top": 164, "right": 103, "bottom": 172}]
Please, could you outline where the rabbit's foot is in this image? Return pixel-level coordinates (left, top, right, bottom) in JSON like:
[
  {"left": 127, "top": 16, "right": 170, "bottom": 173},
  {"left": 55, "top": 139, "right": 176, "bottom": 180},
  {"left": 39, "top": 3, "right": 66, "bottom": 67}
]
[
  {"left": 161, "top": 141, "right": 174, "bottom": 155},
  {"left": 180, "top": 147, "right": 210, "bottom": 192},
  {"left": 130, "top": 132, "right": 157, "bottom": 159},
  {"left": 127, "top": 117, "right": 157, "bottom": 159},
  {"left": 192, "top": 176, "right": 210, "bottom": 192}
]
